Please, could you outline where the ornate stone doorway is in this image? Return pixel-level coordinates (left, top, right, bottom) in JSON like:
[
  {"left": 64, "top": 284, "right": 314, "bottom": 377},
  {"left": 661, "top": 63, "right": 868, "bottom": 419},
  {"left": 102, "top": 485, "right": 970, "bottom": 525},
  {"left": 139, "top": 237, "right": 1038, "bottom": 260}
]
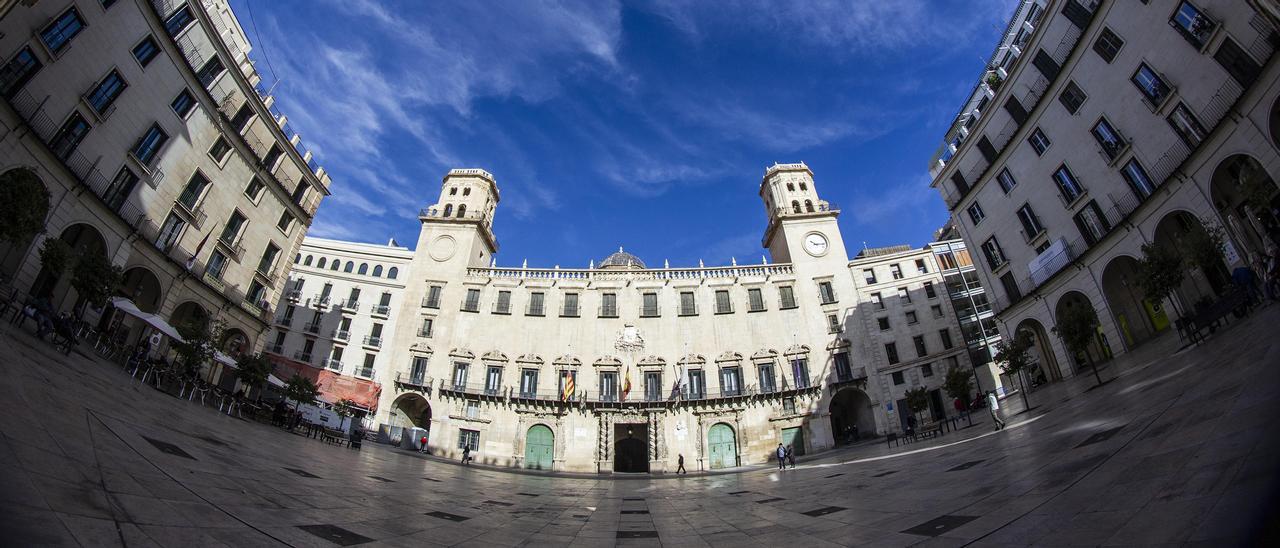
[{"left": 613, "top": 423, "right": 649, "bottom": 473}]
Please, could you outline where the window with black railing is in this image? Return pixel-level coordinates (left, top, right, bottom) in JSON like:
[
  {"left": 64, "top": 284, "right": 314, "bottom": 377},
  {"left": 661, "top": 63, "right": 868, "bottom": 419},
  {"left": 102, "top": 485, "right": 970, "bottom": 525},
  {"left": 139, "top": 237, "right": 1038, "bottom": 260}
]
[
  {"left": 1170, "top": 1, "right": 1215, "bottom": 50},
  {"left": 1132, "top": 63, "right": 1172, "bottom": 106},
  {"left": 981, "top": 237, "right": 1007, "bottom": 270},
  {"left": 834, "top": 352, "right": 853, "bottom": 382},
  {"left": 1121, "top": 159, "right": 1157, "bottom": 200},
  {"left": 791, "top": 357, "right": 811, "bottom": 389},
  {"left": 424, "top": 286, "right": 442, "bottom": 308},
  {"left": 86, "top": 70, "right": 127, "bottom": 114},
  {"left": 50, "top": 112, "right": 90, "bottom": 161},
  {"left": 1053, "top": 165, "right": 1085, "bottom": 205},
  {"left": 1091, "top": 117, "right": 1126, "bottom": 161},
  {"left": 719, "top": 367, "right": 742, "bottom": 397},
  {"left": 41, "top": 8, "right": 84, "bottom": 54},
  {"left": 0, "top": 47, "right": 42, "bottom": 99}
]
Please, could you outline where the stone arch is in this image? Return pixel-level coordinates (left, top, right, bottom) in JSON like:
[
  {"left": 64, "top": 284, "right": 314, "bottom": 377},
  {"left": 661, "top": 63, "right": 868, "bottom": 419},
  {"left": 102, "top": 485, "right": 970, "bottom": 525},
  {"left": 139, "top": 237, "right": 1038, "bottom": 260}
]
[
  {"left": 1100, "top": 255, "right": 1168, "bottom": 349},
  {"left": 303, "top": 255, "right": 313, "bottom": 266},
  {"left": 357, "top": 263, "right": 368, "bottom": 275},
  {"left": 1054, "top": 291, "right": 1110, "bottom": 373},
  {"left": 457, "top": 204, "right": 467, "bottom": 218},
  {"left": 524, "top": 423, "right": 554, "bottom": 470},
  {"left": 791, "top": 200, "right": 801, "bottom": 214},
  {"left": 706, "top": 422, "right": 738, "bottom": 469},
  {"left": 829, "top": 386, "right": 875, "bottom": 445},
  {"left": 389, "top": 393, "right": 432, "bottom": 429},
  {"left": 220, "top": 328, "right": 249, "bottom": 357},
  {"left": 1014, "top": 317, "right": 1063, "bottom": 385},
  {"left": 343, "top": 261, "right": 354, "bottom": 273},
  {"left": 118, "top": 266, "right": 164, "bottom": 313},
  {"left": 170, "top": 300, "right": 210, "bottom": 332},
  {"left": 31, "top": 223, "right": 110, "bottom": 310},
  {"left": 0, "top": 167, "right": 52, "bottom": 279},
  {"left": 1153, "top": 210, "right": 1227, "bottom": 311},
  {"left": 330, "top": 258, "right": 340, "bottom": 270},
  {"left": 1208, "top": 153, "right": 1279, "bottom": 263},
  {"left": 443, "top": 204, "right": 453, "bottom": 217},
  {"left": 372, "top": 265, "right": 383, "bottom": 277},
  {"left": 387, "top": 267, "right": 398, "bottom": 279},
  {"left": 316, "top": 257, "right": 326, "bottom": 269},
  {"left": 805, "top": 200, "right": 814, "bottom": 212}
]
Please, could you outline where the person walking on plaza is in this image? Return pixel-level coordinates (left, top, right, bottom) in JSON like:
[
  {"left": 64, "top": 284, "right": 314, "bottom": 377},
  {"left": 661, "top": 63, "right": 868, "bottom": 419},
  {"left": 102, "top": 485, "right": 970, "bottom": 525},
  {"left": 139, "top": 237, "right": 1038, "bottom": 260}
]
[
  {"left": 987, "top": 391, "right": 1006, "bottom": 430},
  {"left": 677, "top": 453, "right": 687, "bottom": 474},
  {"left": 785, "top": 445, "right": 796, "bottom": 469},
  {"left": 462, "top": 444, "right": 472, "bottom": 465},
  {"left": 419, "top": 435, "right": 429, "bottom": 453},
  {"left": 776, "top": 443, "right": 786, "bottom": 470}
]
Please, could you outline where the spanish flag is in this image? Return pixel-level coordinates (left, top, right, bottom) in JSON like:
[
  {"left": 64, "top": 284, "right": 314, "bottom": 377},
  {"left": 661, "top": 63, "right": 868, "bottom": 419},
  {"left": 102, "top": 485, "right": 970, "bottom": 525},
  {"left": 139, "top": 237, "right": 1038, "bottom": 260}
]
[
  {"left": 621, "top": 367, "right": 632, "bottom": 401},
  {"left": 562, "top": 374, "right": 575, "bottom": 402}
]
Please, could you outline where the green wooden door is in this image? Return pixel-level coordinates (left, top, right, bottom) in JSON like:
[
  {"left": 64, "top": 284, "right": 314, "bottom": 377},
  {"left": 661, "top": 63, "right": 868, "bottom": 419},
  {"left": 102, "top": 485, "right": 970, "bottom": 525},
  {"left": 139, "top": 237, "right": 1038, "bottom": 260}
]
[
  {"left": 781, "top": 426, "right": 805, "bottom": 456},
  {"left": 525, "top": 425, "right": 554, "bottom": 470},
  {"left": 707, "top": 423, "right": 736, "bottom": 469}
]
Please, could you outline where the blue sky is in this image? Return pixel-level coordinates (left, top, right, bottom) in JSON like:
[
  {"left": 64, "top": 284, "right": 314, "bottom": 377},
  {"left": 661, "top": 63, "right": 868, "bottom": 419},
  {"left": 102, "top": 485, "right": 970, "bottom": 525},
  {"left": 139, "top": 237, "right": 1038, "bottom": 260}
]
[{"left": 231, "top": 0, "right": 1017, "bottom": 267}]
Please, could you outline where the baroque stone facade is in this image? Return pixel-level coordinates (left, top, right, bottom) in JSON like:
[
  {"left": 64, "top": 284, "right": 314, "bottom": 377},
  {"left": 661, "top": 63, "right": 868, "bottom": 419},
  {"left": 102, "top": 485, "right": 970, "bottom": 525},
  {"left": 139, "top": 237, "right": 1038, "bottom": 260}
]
[{"left": 282, "top": 164, "right": 991, "bottom": 473}]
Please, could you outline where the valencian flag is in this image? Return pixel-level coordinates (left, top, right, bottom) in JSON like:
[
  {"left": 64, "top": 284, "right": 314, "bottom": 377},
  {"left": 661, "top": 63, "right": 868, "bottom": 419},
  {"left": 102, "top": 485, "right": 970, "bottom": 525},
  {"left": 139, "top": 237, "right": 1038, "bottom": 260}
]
[
  {"left": 621, "top": 367, "right": 632, "bottom": 401},
  {"left": 561, "top": 373, "right": 575, "bottom": 402},
  {"left": 185, "top": 230, "right": 211, "bottom": 271}
]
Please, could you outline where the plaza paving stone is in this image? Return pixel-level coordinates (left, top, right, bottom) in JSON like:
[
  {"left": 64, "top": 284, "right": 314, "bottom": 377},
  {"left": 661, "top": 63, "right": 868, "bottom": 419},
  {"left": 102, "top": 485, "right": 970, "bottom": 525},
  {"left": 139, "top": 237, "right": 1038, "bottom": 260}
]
[{"left": 1, "top": 305, "right": 1279, "bottom": 546}]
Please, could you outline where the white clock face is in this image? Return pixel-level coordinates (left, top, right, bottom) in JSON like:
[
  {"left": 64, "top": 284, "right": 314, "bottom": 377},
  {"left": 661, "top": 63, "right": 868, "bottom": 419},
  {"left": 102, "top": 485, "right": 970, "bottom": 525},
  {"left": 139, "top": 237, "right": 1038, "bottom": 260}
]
[{"left": 803, "top": 233, "right": 829, "bottom": 256}]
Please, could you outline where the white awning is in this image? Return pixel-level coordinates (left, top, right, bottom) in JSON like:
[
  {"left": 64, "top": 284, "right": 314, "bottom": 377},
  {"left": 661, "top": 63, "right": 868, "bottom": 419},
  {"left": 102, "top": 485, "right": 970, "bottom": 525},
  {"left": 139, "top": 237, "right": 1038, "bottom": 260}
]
[
  {"left": 214, "top": 351, "right": 237, "bottom": 367},
  {"left": 108, "top": 297, "right": 185, "bottom": 343},
  {"left": 267, "top": 374, "right": 286, "bottom": 388}
]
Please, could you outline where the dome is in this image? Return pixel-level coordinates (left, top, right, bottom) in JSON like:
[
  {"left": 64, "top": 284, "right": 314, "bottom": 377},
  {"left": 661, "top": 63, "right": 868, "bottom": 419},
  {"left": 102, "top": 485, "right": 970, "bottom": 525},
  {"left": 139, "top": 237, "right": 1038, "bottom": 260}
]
[{"left": 599, "top": 247, "right": 646, "bottom": 270}]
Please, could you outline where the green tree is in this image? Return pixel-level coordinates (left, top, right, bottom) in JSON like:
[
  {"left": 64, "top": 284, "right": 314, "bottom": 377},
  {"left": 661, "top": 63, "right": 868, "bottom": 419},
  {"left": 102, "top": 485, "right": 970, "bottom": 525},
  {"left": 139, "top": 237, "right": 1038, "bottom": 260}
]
[
  {"left": 234, "top": 353, "right": 273, "bottom": 398},
  {"left": 38, "top": 238, "right": 72, "bottom": 279},
  {"left": 1177, "top": 222, "right": 1229, "bottom": 293},
  {"left": 942, "top": 365, "right": 975, "bottom": 425},
  {"left": 904, "top": 387, "right": 930, "bottom": 426},
  {"left": 1054, "top": 305, "right": 1104, "bottom": 387},
  {"left": 993, "top": 331, "right": 1034, "bottom": 411},
  {"left": 0, "top": 169, "right": 50, "bottom": 244},
  {"left": 172, "top": 318, "right": 222, "bottom": 382},
  {"left": 1135, "top": 242, "right": 1186, "bottom": 318},
  {"left": 284, "top": 374, "right": 319, "bottom": 411},
  {"left": 70, "top": 251, "right": 122, "bottom": 316}
]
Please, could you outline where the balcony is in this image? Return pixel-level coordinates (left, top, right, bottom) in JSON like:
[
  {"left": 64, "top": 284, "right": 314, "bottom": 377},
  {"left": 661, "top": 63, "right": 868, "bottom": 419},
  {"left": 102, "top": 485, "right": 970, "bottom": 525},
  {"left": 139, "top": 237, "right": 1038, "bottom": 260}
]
[
  {"left": 338, "top": 299, "right": 359, "bottom": 312},
  {"left": 395, "top": 372, "right": 432, "bottom": 391},
  {"left": 416, "top": 328, "right": 432, "bottom": 338},
  {"left": 561, "top": 305, "right": 580, "bottom": 318},
  {"left": 267, "top": 343, "right": 284, "bottom": 354},
  {"left": 362, "top": 336, "right": 382, "bottom": 349},
  {"left": 640, "top": 305, "right": 660, "bottom": 318},
  {"left": 303, "top": 322, "right": 321, "bottom": 334},
  {"left": 173, "top": 199, "right": 209, "bottom": 230},
  {"left": 293, "top": 351, "right": 312, "bottom": 363},
  {"left": 276, "top": 316, "right": 293, "bottom": 328},
  {"left": 371, "top": 305, "right": 391, "bottom": 317},
  {"left": 310, "top": 295, "right": 332, "bottom": 309},
  {"left": 323, "top": 359, "right": 342, "bottom": 370},
  {"left": 599, "top": 305, "right": 618, "bottom": 318},
  {"left": 421, "top": 296, "right": 440, "bottom": 308},
  {"left": 216, "top": 235, "right": 246, "bottom": 263},
  {"left": 285, "top": 289, "right": 301, "bottom": 302},
  {"left": 331, "top": 329, "right": 350, "bottom": 341}
]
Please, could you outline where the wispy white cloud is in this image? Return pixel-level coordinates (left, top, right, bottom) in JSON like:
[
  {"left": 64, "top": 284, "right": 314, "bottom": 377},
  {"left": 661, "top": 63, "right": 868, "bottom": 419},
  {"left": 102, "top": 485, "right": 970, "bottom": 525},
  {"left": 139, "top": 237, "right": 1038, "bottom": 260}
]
[{"left": 844, "top": 174, "right": 938, "bottom": 228}]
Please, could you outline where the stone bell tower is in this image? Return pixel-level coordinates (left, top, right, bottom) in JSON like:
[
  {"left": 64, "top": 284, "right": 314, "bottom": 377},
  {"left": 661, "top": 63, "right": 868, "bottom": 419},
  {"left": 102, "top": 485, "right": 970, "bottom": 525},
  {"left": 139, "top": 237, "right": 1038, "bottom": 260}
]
[
  {"left": 758, "top": 162, "right": 846, "bottom": 266},
  {"left": 417, "top": 168, "right": 500, "bottom": 269}
]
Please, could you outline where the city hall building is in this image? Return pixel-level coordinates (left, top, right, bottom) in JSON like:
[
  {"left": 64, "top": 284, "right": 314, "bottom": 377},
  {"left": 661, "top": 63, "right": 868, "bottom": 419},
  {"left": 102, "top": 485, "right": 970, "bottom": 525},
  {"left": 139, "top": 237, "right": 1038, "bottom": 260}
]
[
  {"left": 927, "top": 0, "right": 1280, "bottom": 384},
  {"left": 269, "top": 164, "right": 999, "bottom": 473}
]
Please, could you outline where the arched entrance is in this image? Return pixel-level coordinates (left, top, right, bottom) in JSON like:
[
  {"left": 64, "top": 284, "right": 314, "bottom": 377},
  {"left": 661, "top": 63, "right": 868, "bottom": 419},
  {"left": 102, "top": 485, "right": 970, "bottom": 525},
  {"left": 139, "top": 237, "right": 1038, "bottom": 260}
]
[
  {"left": 220, "top": 328, "right": 249, "bottom": 357},
  {"left": 1209, "top": 154, "right": 1279, "bottom": 263},
  {"left": 1015, "top": 318, "right": 1063, "bottom": 386},
  {"left": 170, "top": 301, "right": 210, "bottom": 333},
  {"left": 0, "top": 168, "right": 51, "bottom": 279},
  {"left": 390, "top": 393, "right": 432, "bottom": 429},
  {"left": 1054, "top": 292, "right": 1111, "bottom": 373},
  {"left": 613, "top": 422, "right": 649, "bottom": 473},
  {"left": 31, "top": 223, "right": 108, "bottom": 311},
  {"left": 828, "top": 388, "right": 875, "bottom": 445},
  {"left": 524, "top": 424, "right": 554, "bottom": 470},
  {"left": 1100, "top": 256, "right": 1169, "bottom": 349},
  {"left": 1153, "top": 211, "right": 1227, "bottom": 311},
  {"left": 119, "top": 267, "right": 163, "bottom": 313},
  {"left": 707, "top": 423, "right": 737, "bottom": 469}
]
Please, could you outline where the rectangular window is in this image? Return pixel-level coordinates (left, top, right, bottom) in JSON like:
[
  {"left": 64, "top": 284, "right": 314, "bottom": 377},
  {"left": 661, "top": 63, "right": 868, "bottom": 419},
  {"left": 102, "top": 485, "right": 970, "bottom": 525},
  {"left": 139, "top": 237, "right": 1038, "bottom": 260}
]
[
  {"left": 356, "top": 353, "right": 374, "bottom": 378},
  {"left": 885, "top": 343, "right": 900, "bottom": 365},
  {"left": 1215, "top": 38, "right": 1261, "bottom": 87},
  {"left": 679, "top": 291, "right": 696, "bottom": 315},
  {"left": 715, "top": 290, "right": 732, "bottom": 314},
  {"left": 599, "top": 371, "right": 618, "bottom": 401},
  {"left": 1092, "top": 27, "right": 1124, "bottom": 63},
  {"left": 458, "top": 429, "right": 479, "bottom": 451},
  {"left": 719, "top": 367, "right": 741, "bottom": 396},
  {"left": 687, "top": 369, "right": 705, "bottom": 399},
  {"left": 1169, "top": 1, "right": 1215, "bottom": 50},
  {"left": 133, "top": 36, "right": 161, "bottom": 67},
  {"left": 0, "top": 47, "right": 43, "bottom": 98},
  {"left": 644, "top": 371, "right": 662, "bottom": 401},
  {"left": 641, "top": 292, "right": 659, "bottom": 316},
  {"left": 1073, "top": 200, "right": 1113, "bottom": 246},
  {"left": 967, "top": 202, "right": 985, "bottom": 225},
  {"left": 863, "top": 268, "right": 877, "bottom": 284},
  {"left": 758, "top": 362, "right": 777, "bottom": 393},
  {"left": 1058, "top": 81, "right": 1087, "bottom": 114},
  {"left": 562, "top": 292, "right": 579, "bottom": 317},
  {"left": 49, "top": 112, "right": 91, "bottom": 161},
  {"left": 85, "top": 70, "right": 128, "bottom": 115},
  {"left": 898, "top": 286, "right": 911, "bottom": 304},
  {"left": 921, "top": 363, "right": 934, "bottom": 378},
  {"left": 484, "top": 366, "right": 502, "bottom": 395},
  {"left": 419, "top": 317, "right": 433, "bottom": 338},
  {"left": 219, "top": 211, "right": 245, "bottom": 244},
  {"left": 981, "top": 237, "right": 1007, "bottom": 269},
  {"left": 230, "top": 103, "right": 254, "bottom": 133},
  {"left": 1091, "top": 117, "right": 1126, "bottom": 161},
  {"left": 41, "top": 8, "right": 85, "bottom": 54},
  {"left": 818, "top": 281, "right": 836, "bottom": 304},
  {"left": 463, "top": 288, "right": 480, "bottom": 312},
  {"left": 165, "top": 5, "right": 196, "bottom": 37},
  {"left": 892, "top": 371, "right": 904, "bottom": 385},
  {"left": 871, "top": 292, "right": 884, "bottom": 310},
  {"left": 196, "top": 57, "right": 225, "bottom": 88},
  {"left": 207, "top": 138, "right": 232, "bottom": 165},
  {"left": 425, "top": 286, "right": 442, "bottom": 308},
  {"left": 778, "top": 286, "right": 796, "bottom": 309},
  {"left": 1131, "top": 64, "right": 1171, "bottom": 105},
  {"left": 915, "top": 259, "right": 928, "bottom": 275},
  {"left": 940, "top": 329, "right": 954, "bottom": 349},
  {"left": 495, "top": 290, "right": 511, "bottom": 314},
  {"left": 890, "top": 264, "right": 903, "bottom": 280},
  {"left": 914, "top": 335, "right": 928, "bottom": 357},
  {"left": 257, "top": 243, "right": 280, "bottom": 275},
  {"left": 1000, "top": 272, "right": 1022, "bottom": 303},
  {"left": 1167, "top": 103, "right": 1208, "bottom": 149},
  {"left": 932, "top": 304, "right": 944, "bottom": 318},
  {"left": 791, "top": 357, "right": 810, "bottom": 389},
  {"left": 827, "top": 313, "right": 841, "bottom": 333},
  {"left": 263, "top": 144, "right": 284, "bottom": 171},
  {"left": 996, "top": 168, "right": 1017, "bottom": 194},
  {"left": 452, "top": 362, "right": 470, "bottom": 389},
  {"left": 132, "top": 123, "right": 169, "bottom": 166},
  {"left": 276, "top": 211, "right": 294, "bottom": 234},
  {"left": 923, "top": 281, "right": 937, "bottom": 299},
  {"left": 1122, "top": 159, "right": 1157, "bottom": 200},
  {"left": 599, "top": 292, "right": 616, "bottom": 317},
  {"left": 877, "top": 317, "right": 890, "bottom": 330},
  {"left": 747, "top": 288, "right": 765, "bottom": 311},
  {"left": 206, "top": 250, "right": 228, "bottom": 279},
  {"left": 103, "top": 167, "right": 139, "bottom": 211},
  {"left": 1028, "top": 128, "right": 1051, "bottom": 155},
  {"left": 407, "top": 356, "right": 428, "bottom": 384},
  {"left": 834, "top": 352, "right": 853, "bottom": 381},
  {"left": 905, "top": 310, "right": 918, "bottom": 325},
  {"left": 1017, "top": 204, "right": 1045, "bottom": 238},
  {"left": 527, "top": 292, "right": 545, "bottom": 316},
  {"left": 1053, "top": 165, "right": 1085, "bottom": 204},
  {"left": 170, "top": 89, "right": 196, "bottom": 118}
]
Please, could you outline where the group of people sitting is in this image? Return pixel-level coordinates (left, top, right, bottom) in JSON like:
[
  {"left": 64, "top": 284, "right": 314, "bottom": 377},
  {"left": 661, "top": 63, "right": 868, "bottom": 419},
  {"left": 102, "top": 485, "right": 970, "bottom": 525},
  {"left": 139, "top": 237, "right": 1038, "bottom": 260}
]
[{"left": 13, "top": 295, "right": 79, "bottom": 352}]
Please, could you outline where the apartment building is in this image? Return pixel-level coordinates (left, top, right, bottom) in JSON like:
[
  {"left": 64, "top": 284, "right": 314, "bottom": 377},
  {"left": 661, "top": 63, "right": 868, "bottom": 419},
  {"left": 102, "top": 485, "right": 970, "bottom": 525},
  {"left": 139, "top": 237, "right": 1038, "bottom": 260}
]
[
  {"left": 928, "top": 0, "right": 1279, "bottom": 381},
  {"left": 0, "top": 0, "right": 330, "bottom": 352}
]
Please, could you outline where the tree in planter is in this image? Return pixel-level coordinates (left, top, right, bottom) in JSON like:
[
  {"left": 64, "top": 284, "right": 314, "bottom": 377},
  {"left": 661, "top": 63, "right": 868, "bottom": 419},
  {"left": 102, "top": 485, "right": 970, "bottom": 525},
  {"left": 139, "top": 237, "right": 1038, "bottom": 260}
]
[
  {"left": 1054, "top": 305, "right": 1105, "bottom": 387},
  {"left": 942, "top": 365, "right": 975, "bottom": 426},
  {"left": 0, "top": 168, "right": 50, "bottom": 245},
  {"left": 172, "top": 318, "right": 223, "bottom": 386},
  {"left": 334, "top": 398, "right": 359, "bottom": 432},
  {"left": 284, "top": 374, "right": 319, "bottom": 412},
  {"left": 70, "top": 251, "right": 122, "bottom": 318},
  {"left": 903, "top": 387, "right": 931, "bottom": 434},
  {"left": 993, "top": 330, "right": 1034, "bottom": 412},
  {"left": 234, "top": 353, "right": 273, "bottom": 399},
  {"left": 1135, "top": 242, "right": 1187, "bottom": 318}
]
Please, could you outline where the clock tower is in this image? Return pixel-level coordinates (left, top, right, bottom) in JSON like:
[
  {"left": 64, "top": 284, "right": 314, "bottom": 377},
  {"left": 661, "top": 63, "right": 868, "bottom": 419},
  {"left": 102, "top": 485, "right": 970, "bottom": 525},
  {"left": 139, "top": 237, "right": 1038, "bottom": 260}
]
[{"left": 759, "top": 162, "right": 849, "bottom": 267}]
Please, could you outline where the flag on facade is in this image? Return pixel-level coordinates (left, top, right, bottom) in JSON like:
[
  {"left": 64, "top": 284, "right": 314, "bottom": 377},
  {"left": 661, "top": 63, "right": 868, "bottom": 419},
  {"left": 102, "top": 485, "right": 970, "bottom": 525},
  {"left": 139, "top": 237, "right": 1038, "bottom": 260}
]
[
  {"left": 562, "top": 373, "right": 575, "bottom": 402},
  {"left": 185, "top": 230, "right": 211, "bottom": 271},
  {"left": 621, "top": 367, "right": 631, "bottom": 401}
]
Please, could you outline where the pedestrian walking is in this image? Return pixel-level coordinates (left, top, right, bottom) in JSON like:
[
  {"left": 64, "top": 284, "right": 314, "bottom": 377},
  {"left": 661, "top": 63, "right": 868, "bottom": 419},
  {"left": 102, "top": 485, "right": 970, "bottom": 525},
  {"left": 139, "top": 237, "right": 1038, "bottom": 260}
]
[
  {"left": 775, "top": 443, "right": 786, "bottom": 470},
  {"left": 677, "top": 453, "right": 687, "bottom": 474},
  {"left": 462, "top": 444, "right": 472, "bottom": 465},
  {"left": 987, "top": 391, "right": 1006, "bottom": 430},
  {"left": 785, "top": 445, "right": 795, "bottom": 469},
  {"left": 419, "top": 435, "right": 429, "bottom": 453}
]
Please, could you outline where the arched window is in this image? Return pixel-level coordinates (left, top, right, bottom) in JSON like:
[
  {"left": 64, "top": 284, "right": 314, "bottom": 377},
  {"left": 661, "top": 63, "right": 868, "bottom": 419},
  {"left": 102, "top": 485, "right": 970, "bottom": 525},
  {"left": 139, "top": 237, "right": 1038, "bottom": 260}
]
[
  {"left": 443, "top": 204, "right": 453, "bottom": 217},
  {"left": 317, "top": 257, "right": 327, "bottom": 269},
  {"left": 357, "top": 263, "right": 368, "bottom": 275},
  {"left": 294, "top": 253, "right": 301, "bottom": 263},
  {"left": 805, "top": 200, "right": 814, "bottom": 212},
  {"left": 457, "top": 204, "right": 467, "bottom": 218},
  {"left": 791, "top": 200, "right": 801, "bottom": 214},
  {"left": 303, "top": 255, "right": 313, "bottom": 266},
  {"left": 449, "top": 187, "right": 457, "bottom": 195},
  {"left": 387, "top": 267, "right": 399, "bottom": 279},
  {"left": 463, "top": 187, "right": 471, "bottom": 196},
  {"left": 330, "top": 258, "right": 340, "bottom": 271},
  {"left": 344, "top": 261, "right": 354, "bottom": 273},
  {"left": 786, "top": 183, "right": 794, "bottom": 191},
  {"left": 799, "top": 182, "right": 808, "bottom": 191},
  {"left": 372, "top": 265, "right": 383, "bottom": 277}
]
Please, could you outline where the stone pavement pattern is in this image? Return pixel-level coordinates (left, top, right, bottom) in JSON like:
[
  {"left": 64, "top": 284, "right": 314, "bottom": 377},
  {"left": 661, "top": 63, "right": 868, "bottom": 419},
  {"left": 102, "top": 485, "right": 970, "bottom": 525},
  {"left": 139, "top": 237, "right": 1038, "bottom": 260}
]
[{"left": 1, "top": 307, "right": 1278, "bottom": 547}]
